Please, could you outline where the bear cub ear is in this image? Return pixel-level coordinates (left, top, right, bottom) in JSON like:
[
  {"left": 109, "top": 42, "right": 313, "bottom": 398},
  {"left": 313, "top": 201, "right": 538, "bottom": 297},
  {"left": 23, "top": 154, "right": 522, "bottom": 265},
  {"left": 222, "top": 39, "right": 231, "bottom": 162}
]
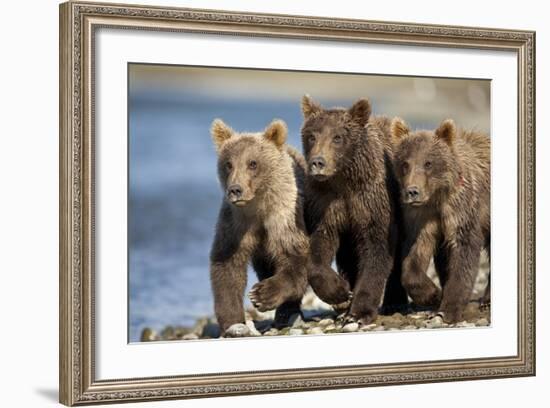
[
  {"left": 211, "top": 119, "right": 234, "bottom": 151},
  {"left": 435, "top": 119, "right": 457, "bottom": 146},
  {"left": 263, "top": 119, "right": 288, "bottom": 149},
  {"left": 390, "top": 117, "right": 410, "bottom": 142},
  {"left": 348, "top": 98, "right": 372, "bottom": 127},
  {"left": 301, "top": 94, "right": 322, "bottom": 118}
]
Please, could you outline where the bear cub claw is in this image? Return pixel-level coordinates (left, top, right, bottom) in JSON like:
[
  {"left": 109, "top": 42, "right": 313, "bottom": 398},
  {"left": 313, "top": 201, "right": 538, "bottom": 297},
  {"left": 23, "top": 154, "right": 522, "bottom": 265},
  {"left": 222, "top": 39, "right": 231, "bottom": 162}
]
[
  {"left": 331, "top": 291, "right": 353, "bottom": 314},
  {"left": 248, "top": 277, "right": 287, "bottom": 312},
  {"left": 345, "top": 308, "right": 378, "bottom": 326}
]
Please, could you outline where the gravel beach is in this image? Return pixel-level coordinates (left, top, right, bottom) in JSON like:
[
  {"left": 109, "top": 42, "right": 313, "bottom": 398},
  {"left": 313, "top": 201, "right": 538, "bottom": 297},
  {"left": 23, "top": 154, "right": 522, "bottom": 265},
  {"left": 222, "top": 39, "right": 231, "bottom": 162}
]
[{"left": 140, "top": 253, "right": 490, "bottom": 342}]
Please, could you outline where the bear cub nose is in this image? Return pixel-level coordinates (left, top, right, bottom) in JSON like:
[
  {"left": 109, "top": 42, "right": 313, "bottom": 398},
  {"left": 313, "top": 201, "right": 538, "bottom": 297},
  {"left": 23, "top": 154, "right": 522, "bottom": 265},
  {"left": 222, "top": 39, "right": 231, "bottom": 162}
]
[
  {"left": 227, "top": 184, "right": 243, "bottom": 199},
  {"left": 310, "top": 156, "right": 326, "bottom": 172},
  {"left": 406, "top": 186, "right": 420, "bottom": 200}
]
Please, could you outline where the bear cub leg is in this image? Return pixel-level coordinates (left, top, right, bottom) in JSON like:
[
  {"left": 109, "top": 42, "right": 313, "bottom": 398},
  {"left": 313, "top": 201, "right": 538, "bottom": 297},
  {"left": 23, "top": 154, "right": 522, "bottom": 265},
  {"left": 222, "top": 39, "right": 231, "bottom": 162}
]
[
  {"left": 273, "top": 300, "right": 302, "bottom": 329},
  {"left": 249, "top": 254, "right": 307, "bottom": 314},
  {"left": 308, "top": 232, "right": 352, "bottom": 309},
  {"left": 210, "top": 259, "right": 248, "bottom": 333},
  {"left": 438, "top": 242, "right": 481, "bottom": 323},
  {"left": 401, "top": 234, "right": 442, "bottom": 308}
]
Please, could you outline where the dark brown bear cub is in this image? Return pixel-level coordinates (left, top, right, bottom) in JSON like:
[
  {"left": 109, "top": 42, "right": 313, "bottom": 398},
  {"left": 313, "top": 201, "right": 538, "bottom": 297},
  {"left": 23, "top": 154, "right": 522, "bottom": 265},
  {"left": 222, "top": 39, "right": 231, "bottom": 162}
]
[
  {"left": 301, "top": 96, "right": 406, "bottom": 325},
  {"left": 391, "top": 118, "right": 491, "bottom": 323},
  {"left": 210, "top": 119, "right": 309, "bottom": 335}
]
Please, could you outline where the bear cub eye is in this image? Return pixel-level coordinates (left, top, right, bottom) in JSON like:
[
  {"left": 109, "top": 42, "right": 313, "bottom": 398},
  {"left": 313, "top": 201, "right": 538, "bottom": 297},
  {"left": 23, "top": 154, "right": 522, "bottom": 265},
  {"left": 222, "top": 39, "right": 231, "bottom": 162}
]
[
  {"left": 424, "top": 161, "right": 432, "bottom": 170},
  {"left": 308, "top": 134, "right": 316, "bottom": 144},
  {"left": 402, "top": 162, "right": 409, "bottom": 173},
  {"left": 225, "top": 161, "right": 233, "bottom": 171},
  {"left": 333, "top": 134, "right": 343, "bottom": 144},
  {"left": 248, "top": 160, "right": 257, "bottom": 170}
]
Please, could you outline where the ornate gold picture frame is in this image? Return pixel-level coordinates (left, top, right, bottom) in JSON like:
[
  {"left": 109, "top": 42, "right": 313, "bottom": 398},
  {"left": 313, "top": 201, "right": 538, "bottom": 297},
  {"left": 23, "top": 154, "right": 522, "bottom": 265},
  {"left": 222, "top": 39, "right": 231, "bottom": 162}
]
[{"left": 59, "top": 1, "right": 535, "bottom": 405}]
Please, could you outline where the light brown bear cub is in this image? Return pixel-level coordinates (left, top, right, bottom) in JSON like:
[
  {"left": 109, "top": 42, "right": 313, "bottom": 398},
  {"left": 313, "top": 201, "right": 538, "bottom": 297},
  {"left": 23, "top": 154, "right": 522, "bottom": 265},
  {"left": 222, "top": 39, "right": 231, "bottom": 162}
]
[
  {"left": 210, "top": 119, "right": 309, "bottom": 335},
  {"left": 391, "top": 118, "right": 490, "bottom": 323}
]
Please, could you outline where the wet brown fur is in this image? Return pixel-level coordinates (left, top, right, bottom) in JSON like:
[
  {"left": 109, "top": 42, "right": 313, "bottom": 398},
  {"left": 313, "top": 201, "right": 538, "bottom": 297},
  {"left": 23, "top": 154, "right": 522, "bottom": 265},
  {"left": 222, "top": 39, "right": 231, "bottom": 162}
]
[
  {"left": 210, "top": 119, "right": 309, "bottom": 332},
  {"left": 391, "top": 118, "right": 491, "bottom": 322},
  {"left": 300, "top": 96, "right": 408, "bottom": 325}
]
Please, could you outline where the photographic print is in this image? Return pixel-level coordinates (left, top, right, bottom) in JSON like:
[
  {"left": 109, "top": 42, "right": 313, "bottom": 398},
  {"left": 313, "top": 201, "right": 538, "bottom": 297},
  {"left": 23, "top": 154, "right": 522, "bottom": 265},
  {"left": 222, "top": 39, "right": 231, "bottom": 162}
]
[
  {"left": 129, "top": 64, "right": 491, "bottom": 343},
  {"left": 60, "top": 3, "right": 535, "bottom": 404}
]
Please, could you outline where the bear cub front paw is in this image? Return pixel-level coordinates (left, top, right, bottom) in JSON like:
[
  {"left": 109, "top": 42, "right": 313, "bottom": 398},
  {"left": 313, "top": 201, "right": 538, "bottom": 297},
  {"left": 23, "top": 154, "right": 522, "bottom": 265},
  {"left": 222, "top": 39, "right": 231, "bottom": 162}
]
[{"left": 248, "top": 277, "right": 288, "bottom": 312}]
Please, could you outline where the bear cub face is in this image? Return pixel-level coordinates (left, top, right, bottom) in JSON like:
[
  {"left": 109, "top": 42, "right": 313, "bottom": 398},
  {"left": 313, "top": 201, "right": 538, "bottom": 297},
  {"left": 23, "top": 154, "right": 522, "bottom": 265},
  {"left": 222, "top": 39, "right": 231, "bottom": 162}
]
[
  {"left": 211, "top": 119, "right": 288, "bottom": 207},
  {"left": 301, "top": 95, "right": 372, "bottom": 181},
  {"left": 391, "top": 118, "right": 459, "bottom": 207}
]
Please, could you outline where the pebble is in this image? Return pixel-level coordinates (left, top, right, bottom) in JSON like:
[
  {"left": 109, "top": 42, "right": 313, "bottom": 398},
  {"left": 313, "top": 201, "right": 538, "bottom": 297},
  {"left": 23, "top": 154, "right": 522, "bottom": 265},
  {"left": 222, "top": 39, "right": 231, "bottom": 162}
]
[
  {"left": 426, "top": 316, "right": 444, "bottom": 329},
  {"left": 381, "top": 319, "right": 402, "bottom": 329},
  {"left": 192, "top": 318, "right": 209, "bottom": 335},
  {"left": 456, "top": 321, "right": 476, "bottom": 328},
  {"left": 415, "top": 319, "right": 427, "bottom": 328},
  {"left": 182, "top": 333, "right": 199, "bottom": 340},
  {"left": 476, "top": 318, "right": 490, "bottom": 327},
  {"left": 342, "top": 322, "right": 359, "bottom": 333},
  {"left": 324, "top": 324, "right": 336, "bottom": 331},
  {"left": 289, "top": 328, "right": 304, "bottom": 335},
  {"left": 373, "top": 326, "right": 386, "bottom": 331},
  {"left": 245, "top": 320, "right": 262, "bottom": 336},
  {"left": 318, "top": 318, "right": 334, "bottom": 327},
  {"left": 161, "top": 326, "right": 176, "bottom": 340},
  {"left": 201, "top": 322, "right": 221, "bottom": 338},
  {"left": 263, "top": 328, "right": 279, "bottom": 336},
  {"left": 140, "top": 328, "right": 157, "bottom": 342},
  {"left": 307, "top": 327, "right": 324, "bottom": 335},
  {"left": 360, "top": 323, "right": 377, "bottom": 331},
  {"left": 224, "top": 323, "right": 252, "bottom": 338},
  {"left": 403, "top": 325, "right": 417, "bottom": 330}
]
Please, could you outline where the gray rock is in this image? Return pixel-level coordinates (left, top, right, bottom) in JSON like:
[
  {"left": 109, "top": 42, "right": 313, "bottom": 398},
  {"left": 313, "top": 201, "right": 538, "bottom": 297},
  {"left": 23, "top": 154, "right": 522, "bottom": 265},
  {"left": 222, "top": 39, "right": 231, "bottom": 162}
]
[
  {"left": 263, "top": 328, "right": 279, "bottom": 336},
  {"left": 415, "top": 319, "right": 428, "bottom": 329},
  {"left": 289, "top": 328, "right": 304, "bottom": 335},
  {"left": 318, "top": 318, "right": 335, "bottom": 327},
  {"left": 476, "top": 318, "right": 490, "bottom": 327},
  {"left": 360, "top": 323, "right": 377, "bottom": 331},
  {"left": 174, "top": 327, "right": 193, "bottom": 338},
  {"left": 324, "top": 324, "right": 336, "bottom": 331},
  {"left": 201, "top": 322, "right": 221, "bottom": 338},
  {"left": 192, "top": 318, "right": 209, "bottom": 335},
  {"left": 245, "top": 320, "right": 262, "bottom": 336},
  {"left": 140, "top": 328, "right": 157, "bottom": 342},
  {"left": 307, "top": 327, "right": 324, "bottom": 335},
  {"left": 426, "top": 316, "right": 444, "bottom": 329},
  {"left": 456, "top": 321, "right": 476, "bottom": 328},
  {"left": 161, "top": 326, "right": 176, "bottom": 340},
  {"left": 381, "top": 318, "right": 402, "bottom": 329},
  {"left": 373, "top": 326, "right": 386, "bottom": 331},
  {"left": 225, "top": 323, "right": 252, "bottom": 338},
  {"left": 342, "top": 322, "right": 359, "bottom": 333},
  {"left": 403, "top": 325, "right": 417, "bottom": 330},
  {"left": 182, "top": 333, "right": 199, "bottom": 340}
]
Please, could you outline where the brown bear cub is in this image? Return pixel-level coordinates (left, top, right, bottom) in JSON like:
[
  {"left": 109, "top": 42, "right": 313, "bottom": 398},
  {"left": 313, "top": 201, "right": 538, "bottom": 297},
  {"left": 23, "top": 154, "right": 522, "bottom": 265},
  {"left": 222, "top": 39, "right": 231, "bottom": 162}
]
[
  {"left": 210, "top": 119, "right": 309, "bottom": 335},
  {"left": 301, "top": 96, "right": 407, "bottom": 326},
  {"left": 391, "top": 118, "right": 490, "bottom": 323}
]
